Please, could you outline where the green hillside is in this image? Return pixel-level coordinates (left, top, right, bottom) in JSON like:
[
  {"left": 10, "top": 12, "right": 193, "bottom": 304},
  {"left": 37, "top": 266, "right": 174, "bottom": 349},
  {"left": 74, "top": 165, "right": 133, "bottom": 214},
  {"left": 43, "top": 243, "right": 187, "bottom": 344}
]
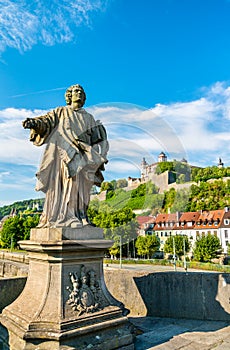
[
  {"left": 1, "top": 165, "right": 230, "bottom": 220},
  {"left": 0, "top": 198, "right": 44, "bottom": 220},
  {"left": 91, "top": 177, "right": 230, "bottom": 215}
]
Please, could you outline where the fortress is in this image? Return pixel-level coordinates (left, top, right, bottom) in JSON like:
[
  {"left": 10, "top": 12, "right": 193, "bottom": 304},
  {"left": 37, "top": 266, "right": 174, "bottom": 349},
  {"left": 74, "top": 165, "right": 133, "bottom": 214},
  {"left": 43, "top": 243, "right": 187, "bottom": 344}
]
[{"left": 127, "top": 152, "right": 196, "bottom": 193}]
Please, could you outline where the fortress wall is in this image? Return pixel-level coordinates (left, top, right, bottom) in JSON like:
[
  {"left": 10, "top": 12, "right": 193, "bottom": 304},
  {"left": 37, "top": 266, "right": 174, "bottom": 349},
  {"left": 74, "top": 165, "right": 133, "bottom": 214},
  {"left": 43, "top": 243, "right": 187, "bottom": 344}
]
[
  {"left": 90, "top": 190, "right": 107, "bottom": 201},
  {"left": 168, "top": 181, "right": 196, "bottom": 191},
  {"left": 147, "top": 171, "right": 170, "bottom": 193}
]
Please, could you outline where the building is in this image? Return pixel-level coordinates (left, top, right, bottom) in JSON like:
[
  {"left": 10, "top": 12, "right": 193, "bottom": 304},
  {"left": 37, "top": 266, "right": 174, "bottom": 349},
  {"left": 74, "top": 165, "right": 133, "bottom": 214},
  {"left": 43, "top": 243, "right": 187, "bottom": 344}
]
[
  {"left": 136, "top": 216, "right": 155, "bottom": 236},
  {"left": 154, "top": 213, "right": 181, "bottom": 250},
  {"left": 139, "top": 152, "right": 195, "bottom": 193},
  {"left": 173, "top": 211, "right": 201, "bottom": 250},
  {"left": 137, "top": 208, "right": 230, "bottom": 255},
  {"left": 219, "top": 208, "right": 230, "bottom": 254},
  {"left": 193, "top": 209, "right": 224, "bottom": 247}
]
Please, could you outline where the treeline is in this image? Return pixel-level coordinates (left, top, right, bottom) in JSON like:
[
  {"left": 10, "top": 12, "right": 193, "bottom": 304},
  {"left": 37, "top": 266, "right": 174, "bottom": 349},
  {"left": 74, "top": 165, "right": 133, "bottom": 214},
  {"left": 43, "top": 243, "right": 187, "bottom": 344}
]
[
  {"left": 156, "top": 161, "right": 230, "bottom": 183},
  {"left": 0, "top": 199, "right": 44, "bottom": 220},
  {"left": 191, "top": 166, "right": 230, "bottom": 182}
]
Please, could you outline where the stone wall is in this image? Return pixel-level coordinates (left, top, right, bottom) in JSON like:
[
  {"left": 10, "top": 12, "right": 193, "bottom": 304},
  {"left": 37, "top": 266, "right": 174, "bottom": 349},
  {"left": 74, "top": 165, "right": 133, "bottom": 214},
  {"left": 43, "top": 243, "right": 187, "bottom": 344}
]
[
  {"left": 105, "top": 269, "right": 230, "bottom": 321},
  {"left": 0, "top": 277, "right": 26, "bottom": 312},
  {"left": 1, "top": 264, "right": 230, "bottom": 321}
]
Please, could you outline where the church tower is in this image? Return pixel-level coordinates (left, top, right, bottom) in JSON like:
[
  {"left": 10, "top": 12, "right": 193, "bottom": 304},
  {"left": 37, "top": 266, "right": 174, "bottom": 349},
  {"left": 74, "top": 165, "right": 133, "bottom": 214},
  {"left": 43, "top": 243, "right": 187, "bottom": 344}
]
[
  {"left": 158, "top": 151, "right": 167, "bottom": 163},
  {"left": 218, "top": 158, "right": 224, "bottom": 168},
  {"left": 140, "top": 157, "right": 148, "bottom": 177}
]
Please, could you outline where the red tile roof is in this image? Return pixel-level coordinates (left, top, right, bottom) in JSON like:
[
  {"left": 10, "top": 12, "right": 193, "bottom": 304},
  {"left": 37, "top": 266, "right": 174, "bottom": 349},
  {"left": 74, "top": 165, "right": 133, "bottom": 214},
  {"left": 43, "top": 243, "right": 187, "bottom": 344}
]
[
  {"left": 176, "top": 211, "right": 201, "bottom": 230},
  {"left": 155, "top": 213, "right": 178, "bottom": 223},
  {"left": 194, "top": 210, "right": 225, "bottom": 229},
  {"left": 137, "top": 216, "right": 154, "bottom": 226}
]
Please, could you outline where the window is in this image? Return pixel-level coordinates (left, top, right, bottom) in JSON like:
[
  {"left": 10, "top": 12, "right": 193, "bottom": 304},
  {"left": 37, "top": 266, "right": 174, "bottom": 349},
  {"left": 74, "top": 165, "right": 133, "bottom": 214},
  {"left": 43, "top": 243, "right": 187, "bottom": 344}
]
[
  {"left": 225, "top": 230, "right": 228, "bottom": 238},
  {"left": 224, "top": 219, "right": 229, "bottom": 225}
]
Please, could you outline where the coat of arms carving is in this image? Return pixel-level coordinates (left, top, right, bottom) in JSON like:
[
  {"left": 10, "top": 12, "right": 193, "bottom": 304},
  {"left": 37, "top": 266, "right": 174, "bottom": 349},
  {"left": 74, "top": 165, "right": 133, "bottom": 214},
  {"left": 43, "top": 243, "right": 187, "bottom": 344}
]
[{"left": 66, "top": 265, "right": 107, "bottom": 316}]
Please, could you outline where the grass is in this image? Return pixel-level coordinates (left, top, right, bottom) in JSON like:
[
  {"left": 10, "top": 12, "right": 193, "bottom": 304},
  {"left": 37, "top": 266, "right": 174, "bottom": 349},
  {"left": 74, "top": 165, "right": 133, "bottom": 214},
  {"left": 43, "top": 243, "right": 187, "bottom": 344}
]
[{"left": 104, "top": 258, "right": 230, "bottom": 273}]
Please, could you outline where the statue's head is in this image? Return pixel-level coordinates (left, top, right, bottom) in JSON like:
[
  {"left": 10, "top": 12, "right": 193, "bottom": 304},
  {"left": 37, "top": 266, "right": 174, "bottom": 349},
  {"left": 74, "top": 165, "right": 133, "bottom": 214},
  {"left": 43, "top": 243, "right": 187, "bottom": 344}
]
[{"left": 65, "top": 84, "right": 86, "bottom": 107}]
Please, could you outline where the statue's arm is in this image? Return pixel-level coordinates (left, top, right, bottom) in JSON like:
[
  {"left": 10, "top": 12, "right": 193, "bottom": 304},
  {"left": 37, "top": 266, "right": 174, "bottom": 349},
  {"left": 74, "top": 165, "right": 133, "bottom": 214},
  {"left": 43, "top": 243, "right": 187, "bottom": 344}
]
[{"left": 22, "top": 109, "right": 59, "bottom": 146}]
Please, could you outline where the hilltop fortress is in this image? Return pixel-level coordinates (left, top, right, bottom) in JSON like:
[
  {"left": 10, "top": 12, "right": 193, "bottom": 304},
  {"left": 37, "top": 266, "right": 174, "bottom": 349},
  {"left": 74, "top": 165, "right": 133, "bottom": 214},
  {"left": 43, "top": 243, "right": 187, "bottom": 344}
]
[
  {"left": 127, "top": 152, "right": 197, "bottom": 193},
  {"left": 92, "top": 152, "right": 226, "bottom": 200}
]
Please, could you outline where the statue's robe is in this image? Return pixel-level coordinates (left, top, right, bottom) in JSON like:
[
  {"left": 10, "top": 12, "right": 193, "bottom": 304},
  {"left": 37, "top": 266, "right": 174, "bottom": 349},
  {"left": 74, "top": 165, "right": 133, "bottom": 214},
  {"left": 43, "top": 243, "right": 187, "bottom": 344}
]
[{"left": 30, "top": 106, "right": 108, "bottom": 228}]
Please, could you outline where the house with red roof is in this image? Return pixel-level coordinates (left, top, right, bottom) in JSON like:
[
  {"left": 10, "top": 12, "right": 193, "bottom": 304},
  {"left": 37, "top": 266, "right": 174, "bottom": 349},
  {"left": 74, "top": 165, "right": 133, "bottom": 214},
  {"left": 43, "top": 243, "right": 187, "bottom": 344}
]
[
  {"left": 154, "top": 212, "right": 181, "bottom": 250},
  {"left": 135, "top": 208, "right": 230, "bottom": 255},
  {"left": 219, "top": 208, "right": 230, "bottom": 254},
  {"left": 173, "top": 211, "right": 201, "bottom": 250},
  {"left": 136, "top": 216, "right": 155, "bottom": 236},
  {"left": 193, "top": 209, "right": 225, "bottom": 251}
]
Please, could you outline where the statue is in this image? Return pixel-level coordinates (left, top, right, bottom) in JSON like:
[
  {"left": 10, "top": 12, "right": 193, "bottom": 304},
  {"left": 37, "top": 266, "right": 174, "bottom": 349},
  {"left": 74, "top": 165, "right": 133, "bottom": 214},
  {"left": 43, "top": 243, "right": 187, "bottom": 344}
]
[{"left": 22, "top": 84, "right": 109, "bottom": 228}]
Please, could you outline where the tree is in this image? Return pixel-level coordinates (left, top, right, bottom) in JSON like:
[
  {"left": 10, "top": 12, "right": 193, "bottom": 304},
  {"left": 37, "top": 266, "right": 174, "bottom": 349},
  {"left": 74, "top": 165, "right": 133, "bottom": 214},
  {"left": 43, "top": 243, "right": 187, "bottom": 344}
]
[
  {"left": 164, "top": 235, "right": 190, "bottom": 259},
  {"left": 0, "top": 216, "right": 24, "bottom": 248},
  {"left": 117, "top": 178, "right": 128, "bottom": 188},
  {"left": 193, "top": 234, "right": 222, "bottom": 262},
  {"left": 131, "top": 183, "right": 146, "bottom": 198},
  {"left": 22, "top": 215, "right": 40, "bottom": 240},
  {"left": 88, "top": 204, "right": 138, "bottom": 253},
  {"left": 155, "top": 162, "right": 174, "bottom": 175},
  {"left": 146, "top": 181, "right": 158, "bottom": 195},
  {"left": 0, "top": 215, "right": 39, "bottom": 248},
  {"left": 109, "top": 242, "right": 120, "bottom": 258},
  {"left": 100, "top": 181, "right": 115, "bottom": 193},
  {"left": 173, "top": 161, "right": 191, "bottom": 182},
  {"left": 135, "top": 235, "right": 160, "bottom": 259},
  {"left": 171, "top": 188, "right": 190, "bottom": 213},
  {"left": 162, "top": 188, "right": 176, "bottom": 213}
]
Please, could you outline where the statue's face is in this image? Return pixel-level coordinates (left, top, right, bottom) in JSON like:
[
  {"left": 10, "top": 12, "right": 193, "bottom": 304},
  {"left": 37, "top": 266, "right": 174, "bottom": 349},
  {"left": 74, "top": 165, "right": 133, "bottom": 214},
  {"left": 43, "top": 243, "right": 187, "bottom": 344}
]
[
  {"left": 71, "top": 86, "right": 85, "bottom": 107},
  {"left": 65, "top": 90, "right": 72, "bottom": 105}
]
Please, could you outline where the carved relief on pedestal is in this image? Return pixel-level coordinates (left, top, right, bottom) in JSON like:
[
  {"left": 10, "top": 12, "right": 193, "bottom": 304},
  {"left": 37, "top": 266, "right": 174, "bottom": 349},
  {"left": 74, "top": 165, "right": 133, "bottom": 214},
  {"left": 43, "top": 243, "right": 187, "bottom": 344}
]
[{"left": 66, "top": 265, "right": 108, "bottom": 317}]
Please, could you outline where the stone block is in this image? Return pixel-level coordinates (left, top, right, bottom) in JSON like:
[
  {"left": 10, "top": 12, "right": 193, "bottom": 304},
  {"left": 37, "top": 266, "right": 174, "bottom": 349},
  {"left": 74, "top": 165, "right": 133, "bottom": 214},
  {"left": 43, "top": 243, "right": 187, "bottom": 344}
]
[{"left": 0, "top": 228, "right": 134, "bottom": 349}]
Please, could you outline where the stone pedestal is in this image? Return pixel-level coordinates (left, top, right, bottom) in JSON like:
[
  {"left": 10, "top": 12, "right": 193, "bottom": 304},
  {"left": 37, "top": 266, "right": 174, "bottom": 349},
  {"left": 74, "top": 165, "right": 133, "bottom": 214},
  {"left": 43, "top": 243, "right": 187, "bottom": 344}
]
[{"left": 0, "top": 227, "right": 134, "bottom": 350}]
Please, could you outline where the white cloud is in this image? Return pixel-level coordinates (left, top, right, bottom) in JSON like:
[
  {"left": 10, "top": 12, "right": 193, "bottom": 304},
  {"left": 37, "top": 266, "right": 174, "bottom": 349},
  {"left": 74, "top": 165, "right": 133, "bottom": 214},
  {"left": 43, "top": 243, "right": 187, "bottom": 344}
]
[
  {"left": 0, "top": 107, "right": 45, "bottom": 166},
  {"left": 0, "top": 171, "right": 10, "bottom": 182},
  {"left": 0, "top": 0, "right": 107, "bottom": 54},
  {"left": 1, "top": 81, "right": 230, "bottom": 204}
]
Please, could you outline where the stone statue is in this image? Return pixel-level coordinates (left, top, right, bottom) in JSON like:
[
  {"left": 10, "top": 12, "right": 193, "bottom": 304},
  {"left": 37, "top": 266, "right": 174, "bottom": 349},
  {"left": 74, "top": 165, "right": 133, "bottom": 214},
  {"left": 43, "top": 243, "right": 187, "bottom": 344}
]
[{"left": 22, "top": 84, "right": 109, "bottom": 228}]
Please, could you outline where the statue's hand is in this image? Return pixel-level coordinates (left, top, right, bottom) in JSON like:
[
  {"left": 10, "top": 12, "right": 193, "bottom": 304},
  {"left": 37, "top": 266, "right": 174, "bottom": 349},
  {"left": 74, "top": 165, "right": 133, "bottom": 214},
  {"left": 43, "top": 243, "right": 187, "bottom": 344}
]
[{"left": 22, "top": 118, "right": 37, "bottom": 129}]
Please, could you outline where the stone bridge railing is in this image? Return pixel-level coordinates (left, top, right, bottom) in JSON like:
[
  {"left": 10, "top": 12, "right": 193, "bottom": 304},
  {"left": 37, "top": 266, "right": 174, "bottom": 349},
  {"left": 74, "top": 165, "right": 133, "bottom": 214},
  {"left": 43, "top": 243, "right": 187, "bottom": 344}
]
[{"left": 0, "top": 254, "right": 230, "bottom": 322}]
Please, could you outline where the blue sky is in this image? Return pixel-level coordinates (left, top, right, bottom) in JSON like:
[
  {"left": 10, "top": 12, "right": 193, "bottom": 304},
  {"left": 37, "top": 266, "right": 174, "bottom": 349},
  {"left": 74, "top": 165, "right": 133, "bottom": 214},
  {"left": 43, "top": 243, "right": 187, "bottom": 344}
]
[{"left": 1, "top": 0, "right": 230, "bottom": 206}]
